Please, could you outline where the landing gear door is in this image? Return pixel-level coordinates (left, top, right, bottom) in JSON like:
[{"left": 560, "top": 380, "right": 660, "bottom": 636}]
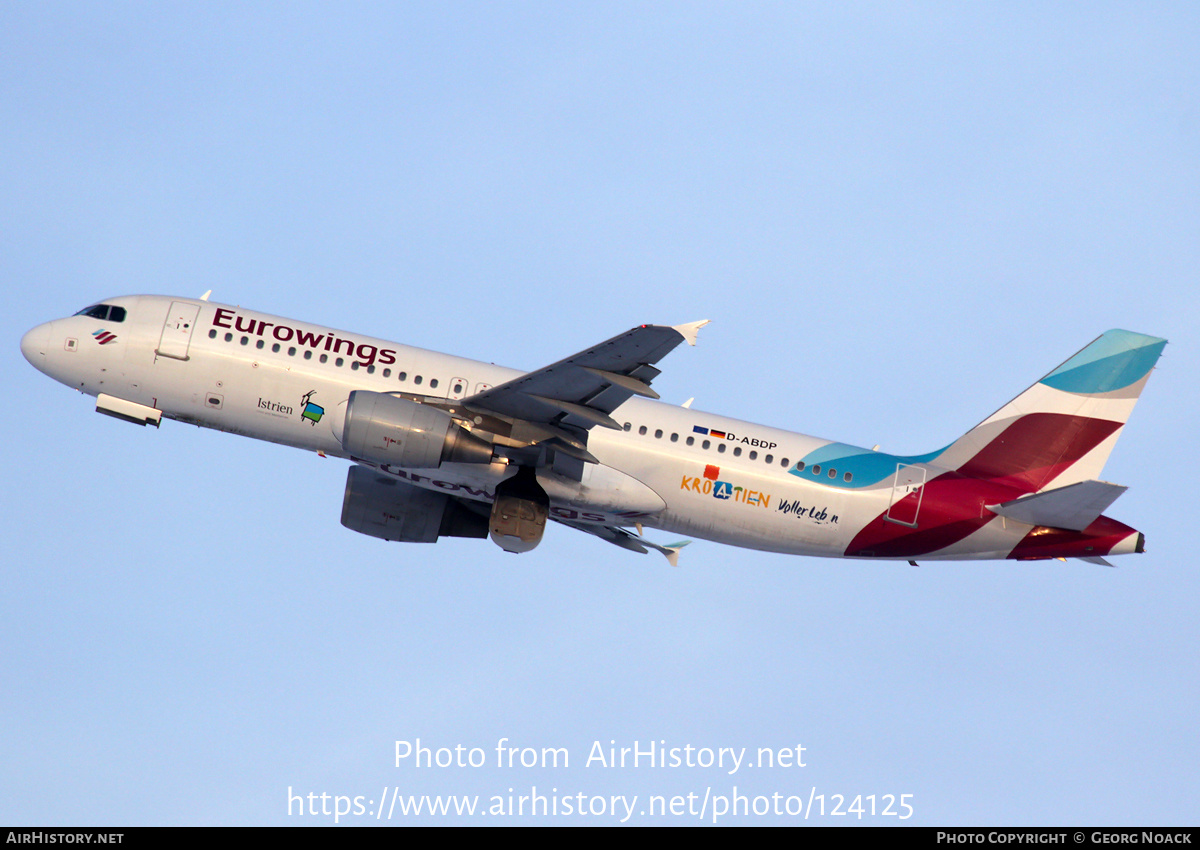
[
  {"left": 886, "top": 464, "right": 926, "bottom": 527},
  {"left": 156, "top": 301, "right": 201, "bottom": 361}
]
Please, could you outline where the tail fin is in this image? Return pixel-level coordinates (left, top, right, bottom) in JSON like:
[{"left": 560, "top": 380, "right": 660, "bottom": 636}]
[{"left": 940, "top": 330, "right": 1166, "bottom": 492}]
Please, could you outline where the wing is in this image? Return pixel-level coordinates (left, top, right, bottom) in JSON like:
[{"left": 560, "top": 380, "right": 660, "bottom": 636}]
[
  {"left": 461, "top": 319, "right": 709, "bottom": 470},
  {"left": 465, "top": 319, "right": 709, "bottom": 430},
  {"left": 554, "top": 517, "right": 691, "bottom": 566}
]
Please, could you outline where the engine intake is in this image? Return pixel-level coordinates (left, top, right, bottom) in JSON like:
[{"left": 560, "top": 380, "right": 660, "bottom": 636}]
[{"left": 338, "top": 391, "right": 493, "bottom": 468}]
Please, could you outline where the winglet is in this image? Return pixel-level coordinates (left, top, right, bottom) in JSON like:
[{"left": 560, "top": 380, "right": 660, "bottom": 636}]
[
  {"left": 660, "top": 540, "right": 691, "bottom": 567},
  {"left": 672, "top": 319, "right": 711, "bottom": 347}
]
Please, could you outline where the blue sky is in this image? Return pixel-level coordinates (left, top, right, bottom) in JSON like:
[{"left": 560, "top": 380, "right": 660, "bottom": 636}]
[{"left": 3, "top": 2, "right": 1198, "bottom": 825}]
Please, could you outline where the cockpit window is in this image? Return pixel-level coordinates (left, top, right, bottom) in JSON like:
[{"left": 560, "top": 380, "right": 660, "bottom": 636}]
[{"left": 74, "top": 304, "right": 127, "bottom": 322}]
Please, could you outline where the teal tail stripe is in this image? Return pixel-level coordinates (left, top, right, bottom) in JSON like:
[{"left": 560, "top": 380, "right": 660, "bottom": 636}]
[{"left": 1040, "top": 329, "right": 1167, "bottom": 395}]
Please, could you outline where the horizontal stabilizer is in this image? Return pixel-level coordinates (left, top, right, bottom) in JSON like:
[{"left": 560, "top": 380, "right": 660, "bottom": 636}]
[{"left": 988, "top": 480, "right": 1127, "bottom": 531}]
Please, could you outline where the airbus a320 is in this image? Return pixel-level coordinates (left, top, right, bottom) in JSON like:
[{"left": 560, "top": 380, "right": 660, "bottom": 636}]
[{"left": 22, "top": 295, "right": 1164, "bottom": 566}]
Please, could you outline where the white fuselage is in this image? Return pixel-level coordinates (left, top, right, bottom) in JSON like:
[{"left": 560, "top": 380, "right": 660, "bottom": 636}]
[{"left": 26, "top": 294, "right": 1137, "bottom": 562}]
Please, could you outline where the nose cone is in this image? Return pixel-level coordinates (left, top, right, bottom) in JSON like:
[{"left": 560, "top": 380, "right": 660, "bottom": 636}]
[{"left": 21, "top": 322, "right": 51, "bottom": 369}]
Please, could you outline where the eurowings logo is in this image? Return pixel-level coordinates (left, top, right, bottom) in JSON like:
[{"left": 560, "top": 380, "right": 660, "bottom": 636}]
[{"left": 91, "top": 329, "right": 117, "bottom": 345}]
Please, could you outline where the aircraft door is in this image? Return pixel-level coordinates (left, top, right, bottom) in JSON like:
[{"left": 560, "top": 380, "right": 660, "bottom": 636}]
[
  {"left": 156, "top": 301, "right": 201, "bottom": 361},
  {"left": 886, "top": 464, "right": 926, "bottom": 527}
]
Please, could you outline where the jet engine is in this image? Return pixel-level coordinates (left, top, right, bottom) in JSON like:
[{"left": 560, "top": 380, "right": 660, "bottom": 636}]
[
  {"left": 489, "top": 466, "right": 550, "bottom": 554},
  {"left": 337, "top": 390, "right": 493, "bottom": 468},
  {"left": 341, "top": 466, "right": 488, "bottom": 542}
]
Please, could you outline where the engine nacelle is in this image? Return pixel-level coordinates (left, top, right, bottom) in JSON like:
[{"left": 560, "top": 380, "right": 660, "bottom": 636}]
[
  {"left": 489, "top": 466, "right": 550, "bottom": 554},
  {"left": 341, "top": 466, "right": 488, "bottom": 543},
  {"left": 337, "top": 390, "right": 493, "bottom": 468}
]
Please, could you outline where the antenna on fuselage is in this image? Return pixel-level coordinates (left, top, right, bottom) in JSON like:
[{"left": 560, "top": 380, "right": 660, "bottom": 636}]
[{"left": 199, "top": 290, "right": 212, "bottom": 301}]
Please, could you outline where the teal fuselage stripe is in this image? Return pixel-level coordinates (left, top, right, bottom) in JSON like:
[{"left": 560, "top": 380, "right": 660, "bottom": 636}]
[{"left": 789, "top": 442, "right": 946, "bottom": 490}]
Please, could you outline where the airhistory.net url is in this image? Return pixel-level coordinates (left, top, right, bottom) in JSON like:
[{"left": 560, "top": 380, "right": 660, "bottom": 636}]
[{"left": 287, "top": 785, "right": 915, "bottom": 823}]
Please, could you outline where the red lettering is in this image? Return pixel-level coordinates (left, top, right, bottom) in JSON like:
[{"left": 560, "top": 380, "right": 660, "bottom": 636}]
[
  {"left": 212, "top": 308, "right": 235, "bottom": 328},
  {"left": 295, "top": 328, "right": 325, "bottom": 348},
  {"left": 355, "top": 343, "right": 378, "bottom": 367}
]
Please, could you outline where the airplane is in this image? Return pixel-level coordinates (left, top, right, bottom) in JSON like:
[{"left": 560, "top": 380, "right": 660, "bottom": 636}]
[{"left": 21, "top": 294, "right": 1165, "bottom": 566}]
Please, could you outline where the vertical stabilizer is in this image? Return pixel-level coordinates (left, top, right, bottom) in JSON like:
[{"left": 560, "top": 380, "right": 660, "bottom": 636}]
[{"left": 939, "top": 330, "right": 1165, "bottom": 492}]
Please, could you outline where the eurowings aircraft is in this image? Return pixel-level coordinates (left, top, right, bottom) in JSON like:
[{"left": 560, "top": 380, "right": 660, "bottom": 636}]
[{"left": 22, "top": 295, "right": 1165, "bottom": 566}]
